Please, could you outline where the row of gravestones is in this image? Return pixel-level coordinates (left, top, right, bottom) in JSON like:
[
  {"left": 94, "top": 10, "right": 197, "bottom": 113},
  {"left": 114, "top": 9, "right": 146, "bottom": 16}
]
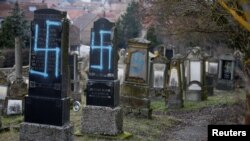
[{"left": 118, "top": 44, "right": 243, "bottom": 115}]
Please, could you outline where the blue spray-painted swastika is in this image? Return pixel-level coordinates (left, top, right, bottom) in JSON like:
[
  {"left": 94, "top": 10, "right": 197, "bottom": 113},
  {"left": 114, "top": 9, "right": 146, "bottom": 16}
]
[
  {"left": 90, "top": 30, "right": 112, "bottom": 71},
  {"left": 30, "top": 20, "right": 61, "bottom": 78}
]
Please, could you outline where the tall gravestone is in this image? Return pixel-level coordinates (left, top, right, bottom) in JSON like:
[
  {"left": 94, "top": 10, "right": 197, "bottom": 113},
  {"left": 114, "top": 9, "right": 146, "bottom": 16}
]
[
  {"left": 81, "top": 18, "right": 123, "bottom": 135},
  {"left": 121, "top": 38, "right": 152, "bottom": 118},
  {"left": 216, "top": 54, "right": 235, "bottom": 90},
  {"left": 167, "top": 54, "right": 184, "bottom": 109},
  {"left": 20, "top": 9, "right": 73, "bottom": 141},
  {"left": 150, "top": 51, "right": 169, "bottom": 96},
  {"left": 185, "top": 47, "right": 207, "bottom": 101}
]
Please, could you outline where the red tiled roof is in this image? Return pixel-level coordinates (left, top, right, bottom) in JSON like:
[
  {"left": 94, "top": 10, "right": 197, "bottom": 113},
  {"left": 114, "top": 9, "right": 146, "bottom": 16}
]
[{"left": 0, "top": 2, "right": 47, "bottom": 21}]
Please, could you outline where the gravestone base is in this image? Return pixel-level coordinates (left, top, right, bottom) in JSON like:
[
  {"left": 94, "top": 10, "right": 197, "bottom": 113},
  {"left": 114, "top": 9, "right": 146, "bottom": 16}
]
[
  {"left": 120, "top": 96, "right": 152, "bottom": 119},
  {"left": 216, "top": 79, "right": 235, "bottom": 90},
  {"left": 19, "top": 122, "right": 73, "bottom": 141},
  {"left": 185, "top": 90, "right": 201, "bottom": 101},
  {"left": 81, "top": 105, "right": 123, "bottom": 135},
  {"left": 167, "top": 92, "right": 183, "bottom": 109}
]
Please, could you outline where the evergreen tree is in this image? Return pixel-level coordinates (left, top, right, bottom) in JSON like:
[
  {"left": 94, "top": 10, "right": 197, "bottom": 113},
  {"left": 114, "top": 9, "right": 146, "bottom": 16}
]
[
  {"left": 0, "top": 2, "right": 29, "bottom": 48},
  {"left": 147, "top": 26, "right": 161, "bottom": 50},
  {"left": 115, "top": 1, "right": 142, "bottom": 48}
]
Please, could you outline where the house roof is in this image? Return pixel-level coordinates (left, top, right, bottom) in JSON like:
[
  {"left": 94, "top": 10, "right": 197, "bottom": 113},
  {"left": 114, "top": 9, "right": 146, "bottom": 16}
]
[{"left": 73, "top": 13, "right": 98, "bottom": 31}]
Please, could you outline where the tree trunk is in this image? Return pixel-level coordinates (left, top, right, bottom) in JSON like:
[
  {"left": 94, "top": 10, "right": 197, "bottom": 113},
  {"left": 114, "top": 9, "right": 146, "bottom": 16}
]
[{"left": 15, "top": 36, "right": 22, "bottom": 82}]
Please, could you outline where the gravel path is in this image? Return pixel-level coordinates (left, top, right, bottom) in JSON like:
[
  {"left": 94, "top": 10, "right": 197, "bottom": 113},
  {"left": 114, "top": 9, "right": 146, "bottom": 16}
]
[{"left": 158, "top": 103, "right": 244, "bottom": 141}]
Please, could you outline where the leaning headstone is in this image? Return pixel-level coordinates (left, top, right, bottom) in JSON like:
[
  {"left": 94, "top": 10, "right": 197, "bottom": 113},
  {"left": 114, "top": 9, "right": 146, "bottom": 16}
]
[
  {"left": 120, "top": 37, "right": 152, "bottom": 118},
  {"left": 216, "top": 54, "right": 235, "bottom": 90},
  {"left": 167, "top": 54, "right": 184, "bottom": 109},
  {"left": 81, "top": 18, "right": 123, "bottom": 135},
  {"left": 185, "top": 47, "right": 207, "bottom": 101},
  {"left": 20, "top": 9, "right": 73, "bottom": 141}
]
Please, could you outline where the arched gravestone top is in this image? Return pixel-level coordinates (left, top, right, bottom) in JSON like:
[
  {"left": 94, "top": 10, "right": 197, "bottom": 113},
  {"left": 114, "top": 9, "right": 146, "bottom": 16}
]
[
  {"left": 129, "top": 37, "right": 151, "bottom": 44},
  {"left": 172, "top": 53, "right": 184, "bottom": 60},
  {"left": 186, "top": 46, "right": 204, "bottom": 60},
  {"left": 219, "top": 53, "right": 235, "bottom": 61},
  {"left": 34, "top": 9, "right": 67, "bottom": 18}
]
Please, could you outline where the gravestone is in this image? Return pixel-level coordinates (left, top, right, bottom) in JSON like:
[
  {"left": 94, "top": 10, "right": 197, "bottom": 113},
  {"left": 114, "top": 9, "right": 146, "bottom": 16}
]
[
  {"left": 20, "top": 9, "right": 73, "bottom": 141},
  {"left": 185, "top": 47, "right": 206, "bottom": 101},
  {"left": 167, "top": 54, "right": 184, "bottom": 109},
  {"left": 120, "top": 37, "right": 152, "bottom": 118},
  {"left": 81, "top": 18, "right": 123, "bottom": 135},
  {"left": 216, "top": 54, "right": 235, "bottom": 90},
  {"left": 150, "top": 51, "right": 169, "bottom": 96},
  {"left": 234, "top": 50, "right": 244, "bottom": 88},
  {"left": 205, "top": 56, "right": 218, "bottom": 96}
]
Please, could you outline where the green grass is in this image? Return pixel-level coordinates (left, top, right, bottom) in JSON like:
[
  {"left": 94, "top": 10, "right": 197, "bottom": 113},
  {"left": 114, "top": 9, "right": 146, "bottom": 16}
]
[
  {"left": 0, "top": 89, "right": 246, "bottom": 141},
  {"left": 151, "top": 89, "right": 246, "bottom": 113},
  {"left": 2, "top": 115, "right": 23, "bottom": 127}
]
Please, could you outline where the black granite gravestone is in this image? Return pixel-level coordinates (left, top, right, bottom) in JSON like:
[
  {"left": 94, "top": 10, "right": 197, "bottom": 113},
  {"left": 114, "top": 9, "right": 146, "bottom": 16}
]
[
  {"left": 24, "top": 9, "right": 70, "bottom": 126},
  {"left": 88, "top": 18, "right": 117, "bottom": 80},
  {"left": 86, "top": 18, "right": 119, "bottom": 107}
]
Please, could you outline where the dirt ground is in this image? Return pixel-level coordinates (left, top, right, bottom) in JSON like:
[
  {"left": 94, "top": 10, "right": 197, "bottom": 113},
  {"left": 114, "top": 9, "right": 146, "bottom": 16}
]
[{"left": 158, "top": 103, "right": 244, "bottom": 141}]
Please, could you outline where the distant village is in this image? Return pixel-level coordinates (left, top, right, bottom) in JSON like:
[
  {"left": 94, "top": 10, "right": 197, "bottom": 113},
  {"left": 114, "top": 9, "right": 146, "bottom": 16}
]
[{"left": 0, "top": 0, "right": 129, "bottom": 45}]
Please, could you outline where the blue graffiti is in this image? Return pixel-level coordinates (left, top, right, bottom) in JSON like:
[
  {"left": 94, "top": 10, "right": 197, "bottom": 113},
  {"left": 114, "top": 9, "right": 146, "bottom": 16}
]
[
  {"left": 90, "top": 30, "right": 112, "bottom": 71},
  {"left": 30, "top": 20, "right": 61, "bottom": 78}
]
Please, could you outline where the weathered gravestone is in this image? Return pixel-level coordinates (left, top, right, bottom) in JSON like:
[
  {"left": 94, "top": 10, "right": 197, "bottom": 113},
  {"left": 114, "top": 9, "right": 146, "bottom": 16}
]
[
  {"left": 234, "top": 50, "right": 244, "bottom": 88},
  {"left": 167, "top": 54, "right": 185, "bottom": 109},
  {"left": 185, "top": 47, "right": 207, "bottom": 101},
  {"left": 20, "top": 9, "right": 73, "bottom": 141},
  {"left": 205, "top": 56, "right": 219, "bottom": 96},
  {"left": 81, "top": 18, "right": 123, "bottom": 135},
  {"left": 120, "top": 38, "right": 152, "bottom": 118},
  {"left": 216, "top": 54, "right": 235, "bottom": 90},
  {"left": 150, "top": 50, "right": 169, "bottom": 96}
]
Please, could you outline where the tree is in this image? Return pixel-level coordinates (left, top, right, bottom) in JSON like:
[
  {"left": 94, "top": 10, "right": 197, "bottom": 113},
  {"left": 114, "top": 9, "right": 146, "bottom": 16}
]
[
  {"left": 0, "top": 2, "right": 29, "bottom": 48},
  {"left": 115, "top": 1, "right": 142, "bottom": 48}
]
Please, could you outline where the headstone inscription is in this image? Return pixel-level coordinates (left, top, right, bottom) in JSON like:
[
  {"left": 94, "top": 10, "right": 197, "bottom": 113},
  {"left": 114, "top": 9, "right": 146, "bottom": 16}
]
[
  {"left": 216, "top": 54, "right": 235, "bottom": 90},
  {"left": 20, "top": 9, "right": 73, "bottom": 141},
  {"left": 81, "top": 18, "right": 122, "bottom": 136},
  {"left": 25, "top": 9, "right": 70, "bottom": 126}
]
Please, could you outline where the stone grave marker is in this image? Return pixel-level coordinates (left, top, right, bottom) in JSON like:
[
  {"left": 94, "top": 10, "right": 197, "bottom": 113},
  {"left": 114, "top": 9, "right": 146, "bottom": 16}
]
[
  {"left": 185, "top": 47, "right": 207, "bottom": 101},
  {"left": 20, "top": 9, "right": 73, "bottom": 141},
  {"left": 205, "top": 56, "right": 218, "bottom": 96},
  {"left": 216, "top": 54, "right": 235, "bottom": 90},
  {"left": 234, "top": 50, "right": 244, "bottom": 88},
  {"left": 150, "top": 51, "right": 169, "bottom": 96},
  {"left": 81, "top": 18, "right": 123, "bottom": 135},
  {"left": 167, "top": 54, "right": 184, "bottom": 109},
  {"left": 121, "top": 37, "right": 152, "bottom": 118}
]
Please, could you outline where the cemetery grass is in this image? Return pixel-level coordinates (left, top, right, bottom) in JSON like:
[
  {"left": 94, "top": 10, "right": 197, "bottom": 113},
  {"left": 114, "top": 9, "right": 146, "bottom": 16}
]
[{"left": 0, "top": 88, "right": 245, "bottom": 141}]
